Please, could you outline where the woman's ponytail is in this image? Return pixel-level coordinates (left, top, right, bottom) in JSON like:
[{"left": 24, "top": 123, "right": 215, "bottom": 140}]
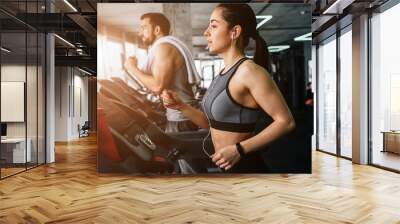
[
  {"left": 217, "top": 3, "right": 273, "bottom": 73},
  {"left": 253, "top": 33, "right": 272, "bottom": 73}
]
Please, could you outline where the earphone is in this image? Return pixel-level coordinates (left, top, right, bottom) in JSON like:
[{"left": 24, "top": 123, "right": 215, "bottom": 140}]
[
  {"left": 201, "top": 100, "right": 212, "bottom": 158},
  {"left": 201, "top": 82, "right": 216, "bottom": 158},
  {"left": 202, "top": 127, "right": 212, "bottom": 158}
]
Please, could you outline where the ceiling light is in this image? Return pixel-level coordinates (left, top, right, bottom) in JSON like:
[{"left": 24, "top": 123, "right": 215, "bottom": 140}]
[
  {"left": 256, "top": 15, "right": 273, "bottom": 29},
  {"left": 268, "top": 45, "right": 290, "bottom": 53},
  {"left": 323, "top": 0, "right": 341, "bottom": 14},
  {"left": 1, "top": 47, "right": 11, "bottom": 53},
  {"left": 63, "top": 0, "right": 78, "bottom": 12},
  {"left": 78, "top": 67, "right": 92, "bottom": 76},
  {"left": 322, "top": 0, "right": 354, "bottom": 15},
  {"left": 294, "top": 32, "right": 312, "bottom": 41},
  {"left": 54, "top": 34, "right": 75, "bottom": 48}
]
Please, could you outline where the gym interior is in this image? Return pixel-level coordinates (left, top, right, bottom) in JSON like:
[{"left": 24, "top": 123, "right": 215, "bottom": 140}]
[{"left": 96, "top": 3, "right": 312, "bottom": 174}]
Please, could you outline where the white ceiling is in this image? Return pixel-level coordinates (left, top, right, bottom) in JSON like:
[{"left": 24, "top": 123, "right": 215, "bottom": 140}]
[
  {"left": 97, "top": 3, "right": 311, "bottom": 54},
  {"left": 98, "top": 3, "right": 163, "bottom": 33}
]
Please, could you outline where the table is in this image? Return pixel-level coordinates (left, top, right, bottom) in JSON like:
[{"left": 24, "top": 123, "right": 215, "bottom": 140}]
[
  {"left": 1, "top": 138, "right": 31, "bottom": 164},
  {"left": 381, "top": 131, "right": 400, "bottom": 154}
]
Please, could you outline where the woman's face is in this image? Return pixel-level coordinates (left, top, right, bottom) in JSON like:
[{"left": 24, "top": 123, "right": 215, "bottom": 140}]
[{"left": 204, "top": 7, "right": 232, "bottom": 54}]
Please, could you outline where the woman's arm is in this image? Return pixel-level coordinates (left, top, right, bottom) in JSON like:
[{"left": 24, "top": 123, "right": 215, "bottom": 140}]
[
  {"left": 180, "top": 104, "right": 209, "bottom": 129},
  {"left": 212, "top": 63, "right": 295, "bottom": 171},
  {"left": 240, "top": 64, "right": 295, "bottom": 154},
  {"left": 161, "top": 90, "right": 209, "bottom": 129}
]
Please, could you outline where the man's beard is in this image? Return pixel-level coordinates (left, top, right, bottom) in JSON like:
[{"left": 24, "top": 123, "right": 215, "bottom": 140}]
[
  {"left": 137, "top": 37, "right": 152, "bottom": 49},
  {"left": 142, "top": 36, "right": 154, "bottom": 47}
]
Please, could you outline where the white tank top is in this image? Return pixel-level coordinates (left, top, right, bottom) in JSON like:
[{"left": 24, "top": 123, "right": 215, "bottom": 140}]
[{"left": 166, "top": 64, "right": 196, "bottom": 121}]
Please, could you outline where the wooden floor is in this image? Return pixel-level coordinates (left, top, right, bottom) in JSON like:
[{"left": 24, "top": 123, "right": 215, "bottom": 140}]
[
  {"left": 1, "top": 167, "right": 26, "bottom": 178},
  {"left": 372, "top": 150, "right": 400, "bottom": 171},
  {"left": 1, "top": 135, "right": 400, "bottom": 223}
]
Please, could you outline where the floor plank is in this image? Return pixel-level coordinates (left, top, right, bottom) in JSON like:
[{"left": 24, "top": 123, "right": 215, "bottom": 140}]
[{"left": 0, "top": 135, "right": 399, "bottom": 223}]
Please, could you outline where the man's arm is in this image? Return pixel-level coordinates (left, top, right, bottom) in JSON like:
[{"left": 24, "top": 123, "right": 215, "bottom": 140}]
[{"left": 124, "top": 43, "right": 178, "bottom": 95}]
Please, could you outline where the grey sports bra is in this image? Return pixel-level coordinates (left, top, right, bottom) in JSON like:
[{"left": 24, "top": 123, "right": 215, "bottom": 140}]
[{"left": 202, "top": 57, "right": 261, "bottom": 133}]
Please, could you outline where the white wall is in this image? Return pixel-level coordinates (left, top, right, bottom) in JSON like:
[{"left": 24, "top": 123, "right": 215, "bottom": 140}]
[
  {"left": 1, "top": 63, "right": 46, "bottom": 164},
  {"left": 72, "top": 73, "right": 89, "bottom": 138},
  {"left": 1, "top": 65, "right": 33, "bottom": 138},
  {"left": 55, "top": 67, "right": 89, "bottom": 141},
  {"left": 55, "top": 66, "right": 69, "bottom": 141}
]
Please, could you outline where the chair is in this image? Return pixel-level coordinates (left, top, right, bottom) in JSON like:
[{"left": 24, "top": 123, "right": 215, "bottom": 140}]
[{"left": 78, "top": 121, "right": 90, "bottom": 138}]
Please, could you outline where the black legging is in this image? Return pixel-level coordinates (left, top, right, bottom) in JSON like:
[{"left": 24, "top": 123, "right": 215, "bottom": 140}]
[
  {"left": 223, "top": 151, "right": 269, "bottom": 173},
  {"left": 168, "top": 131, "right": 269, "bottom": 173}
]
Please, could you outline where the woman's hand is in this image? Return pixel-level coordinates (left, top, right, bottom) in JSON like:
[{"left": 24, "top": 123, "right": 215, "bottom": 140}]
[
  {"left": 211, "top": 145, "right": 241, "bottom": 170},
  {"left": 161, "top": 90, "right": 185, "bottom": 110}
]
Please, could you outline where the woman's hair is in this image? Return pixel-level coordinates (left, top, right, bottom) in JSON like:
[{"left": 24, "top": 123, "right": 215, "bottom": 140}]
[{"left": 216, "top": 3, "right": 272, "bottom": 73}]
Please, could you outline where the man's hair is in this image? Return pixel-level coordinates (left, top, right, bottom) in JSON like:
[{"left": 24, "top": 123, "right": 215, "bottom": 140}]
[{"left": 140, "top": 13, "right": 170, "bottom": 35}]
